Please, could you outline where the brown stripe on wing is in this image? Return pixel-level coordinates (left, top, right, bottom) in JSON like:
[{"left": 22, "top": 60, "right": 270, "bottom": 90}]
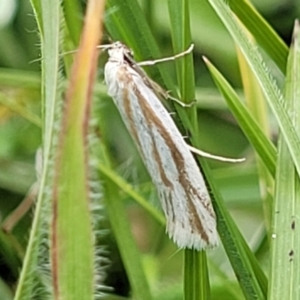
[
  {"left": 150, "top": 138, "right": 175, "bottom": 222},
  {"left": 133, "top": 84, "right": 214, "bottom": 244},
  {"left": 117, "top": 66, "right": 175, "bottom": 220},
  {"left": 117, "top": 66, "right": 179, "bottom": 220},
  {"left": 117, "top": 65, "right": 173, "bottom": 188},
  {"left": 117, "top": 67, "right": 142, "bottom": 151}
]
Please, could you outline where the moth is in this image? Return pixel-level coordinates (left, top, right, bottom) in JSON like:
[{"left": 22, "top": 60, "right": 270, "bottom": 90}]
[{"left": 103, "top": 41, "right": 219, "bottom": 250}]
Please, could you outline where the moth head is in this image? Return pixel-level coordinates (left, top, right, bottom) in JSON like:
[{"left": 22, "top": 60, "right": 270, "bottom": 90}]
[{"left": 107, "top": 41, "right": 135, "bottom": 64}]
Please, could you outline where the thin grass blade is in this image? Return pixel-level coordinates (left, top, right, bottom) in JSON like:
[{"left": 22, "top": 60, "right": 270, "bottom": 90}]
[
  {"left": 14, "top": 1, "right": 61, "bottom": 298},
  {"left": 227, "top": 0, "right": 288, "bottom": 73},
  {"left": 168, "top": 1, "right": 211, "bottom": 299},
  {"left": 98, "top": 163, "right": 165, "bottom": 225},
  {"left": 203, "top": 161, "right": 268, "bottom": 299},
  {"left": 105, "top": 0, "right": 174, "bottom": 91},
  {"left": 184, "top": 250, "right": 210, "bottom": 300},
  {"left": 99, "top": 146, "right": 153, "bottom": 299},
  {"left": 0, "top": 92, "right": 42, "bottom": 127},
  {"left": 62, "top": 0, "right": 82, "bottom": 45},
  {"left": 208, "top": 0, "right": 300, "bottom": 195},
  {"left": 204, "top": 58, "right": 276, "bottom": 177},
  {"left": 236, "top": 29, "right": 274, "bottom": 232},
  {"left": 269, "top": 20, "right": 300, "bottom": 300}
]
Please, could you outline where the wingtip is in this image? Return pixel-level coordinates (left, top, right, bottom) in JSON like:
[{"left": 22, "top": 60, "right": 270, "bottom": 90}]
[{"left": 167, "top": 223, "right": 219, "bottom": 251}]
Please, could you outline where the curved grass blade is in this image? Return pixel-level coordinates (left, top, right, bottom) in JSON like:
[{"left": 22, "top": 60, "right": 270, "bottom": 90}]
[
  {"left": 201, "top": 159, "right": 267, "bottom": 299},
  {"left": 208, "top": 0, "right": 300, "bottom": 191},
  {"left": 227, "top": 0, "right": 288, "bottom": 73},
  {"left": 204, "top": 57, "right": 276, "bottom": 177},
  {"left": 236, "top": 39, "right": 274, "bottom": 232}
]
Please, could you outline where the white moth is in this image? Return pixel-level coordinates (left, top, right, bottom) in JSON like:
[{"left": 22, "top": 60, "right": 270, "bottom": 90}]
[{"left": 104, "top": 41, "right": 218, "bottom": 250}]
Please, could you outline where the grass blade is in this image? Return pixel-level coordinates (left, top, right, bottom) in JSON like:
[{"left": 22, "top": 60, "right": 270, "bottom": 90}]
[
  {"left": 0, "top": 92, "right": 42, "bottom": 127},
  {"left": 236, "top": 31, "right": 274, "bottom": 232},
  {"left": 220, "top": 182, "right": 267, "bottom": 297},
  {"left": 200, "top": 158, "right": 268, "bottom": 299},
  {"left": 62, "top": 0, "right": 82, "bottom": 45},
  {"left": 51, "top": 1, "right": 105, "bottom": 299},
  {"left": 105, "top": 0, "right": 174, "bottom": 91},
  {"left": 208, "top": 0, "right": 300, "bottom": 196},
  {"left": 98, "top": 163, "right": 165, "bottom": 225},
  {"left": 269, "top": 20, "right": 300, "bottom": 300},
  {"left": 14, "top": 1, "right": 61, "bottom": 298},
  {"left": 168, "top": 0, "right": 195, "bottom": 101},
  {"left": 168, "top": 1, "right": 211, "bottom": 299},
  {"left": 99, "top": 146, "right": 153, "bottom": 299},
  {"left": 204, "top": 57, "right": 276, "bottom": 177},
  {"left": 184, "top": 250, "right": 210, "bottom": 300},
  {"left": 227, "top": 0, "right": 288, "bottom": 73}
]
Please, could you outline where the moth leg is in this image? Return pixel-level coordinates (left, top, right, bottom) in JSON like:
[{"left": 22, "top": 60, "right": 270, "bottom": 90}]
[
  {"left": 166, "top": 93, "right": 196, "bottom": 108},
  {"left": 188, "top": 145, "right": 245, "bottom": 163},
  {"left": 147, "top": 78, "right": 196, "bottom": 108}
]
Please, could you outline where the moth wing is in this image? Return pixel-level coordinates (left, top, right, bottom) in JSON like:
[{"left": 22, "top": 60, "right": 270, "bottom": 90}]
[{"left": 105, "top": 61, "right": 218, "bottom": 250}]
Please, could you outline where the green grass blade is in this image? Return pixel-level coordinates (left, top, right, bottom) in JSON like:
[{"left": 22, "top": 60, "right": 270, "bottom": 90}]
[
  {"left": 99, "top": 146, "right": 153, "bottom": 300},
  {"left": 204, "top": 58, "right": 276, "bottom": 177},
  {"left": 209, "top": 259, "right": 243, "bottom": 299},
  {"left": 61, "top": 0, "right": 83, "bottom": 76},
  {"left": 98, "top": 163, "right": 165, "bottom": 225},
  {"left": 208, "top": 0, "right": 300, "bottom": 192},
  {"left": 62, "top": 0, "right": 82, "bottom": 45},
  {"left": 236, "top": 41, "right": 274, "bottom": 232},
  {"left": 269, "top": 20, "right": 300, "bottom": 300},
  {"left": 105, "top": 0, "right": 174, "bottom": 90},
  {"left": 168, "top": 1, "right": 211, "bottom": 299},
  {"left": 105, "top": 0, "right": 157, "bottom": 56},
  {"left": 0, "top": 231, "right": 21, "bottom": 278},
  {"left": 202, "top": 160, "right": 267, "bottom": 299},
  {"left": 0, "top": 277, "right": 13, "bottom": 300},
  {"left": 50, "top": 2, "right": 105, "bottom": 299},
  {"left": 103, "top": 180, "right": 153, "bottom": 299},
  {"left": 0, "top": 68, "right": 40, "bottom": 88},
  {"left": 14, "top": 1, "right": 61, "bottom": 298},
  {"left": 227, "top": 0, "right": 288, "bottom": 73},
  {"left": 0, "top": 92, "right": 42, "bottom": 127},
  {"left": 168, "top": 0, "right": 195, "bottom": 102},
  {"left": 167, "top": 0, "right": 197, "bottom": 132},
  {"left": 29, "top": 0, "right": 43, "bottom": 34},
  {"left": 183, "top": 250, "right": 210, "bottom": 300}
]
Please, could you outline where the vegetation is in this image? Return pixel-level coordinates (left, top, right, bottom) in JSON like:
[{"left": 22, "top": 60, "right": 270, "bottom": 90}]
[{"left": 0, "top": 0, "right": 299, "bottom": 299}]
